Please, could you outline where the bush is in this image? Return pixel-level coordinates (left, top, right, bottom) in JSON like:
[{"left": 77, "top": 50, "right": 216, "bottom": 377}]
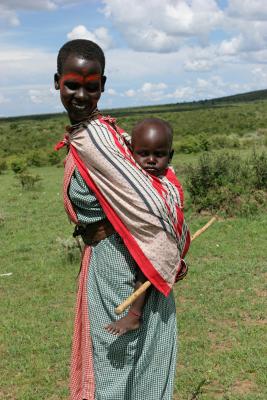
[
  {"left": 16, "top": 171, "right": 42, "bottom": 190},
  {"left": 250, "top": 151, "right": 267, "bottom": 189},
  {"left": 11, "top": 159, "right": 27, "bottom": 174},
  {"left": 0, "top": 160, "right": 8, "bottom": 174},
  {"left": 186, "top": 151, "right": 267, "bottom": 216},
  {"left": 47, "top": 150, "right": 62, "bottom": 166},
  {"left": 0, "top": 211, "right": 5, "bottom": 226},
  {"left": 26, "top": 151, "right": 45, "bottom": 167},
  {"left": 56, "top": 237, "right": 82, "bottom": 263},
  {"left": 175, "top": 135, "right": 210, "bottom": 154},
  {"left": 210, "top": 134, "right": 240, "bottom": 149}
]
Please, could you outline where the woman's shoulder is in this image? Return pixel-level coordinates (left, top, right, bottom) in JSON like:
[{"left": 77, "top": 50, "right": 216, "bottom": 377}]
[{"left": 90, "top": 115, "right": 131, "bottom": 146}]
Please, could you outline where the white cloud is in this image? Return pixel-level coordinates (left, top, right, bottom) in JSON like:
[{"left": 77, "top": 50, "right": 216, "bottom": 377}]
[
  {"left": 101, "top": 0, "right": 223, "bottom": 52},
  {"left": 0, "top": 1, "right": 57, "bottom": 10},
  {"left": 2, "top": 1, "right": 267, "bottom": 116},
  {"left": 125, "top": 82, "right": 168, "bottom": 102},
  {"left": 0, "top": 93, "right": 10, "bottom": 104},
  {"left": 124, "top": 83, "right": 168, "bottom": 101},
  {"left": 0, "top": 1, "right": 56, "bottom": 27},
  {"left": 28, "top": 87, "right": 56, "bottom": 104},
  {"left": 166, "top": 86, "right": 194, "bottom": 101},
  {"left": 227, "top": 0, "right": 267, "bottom": 20},
  {"left": 219, "top": 35, "right": 243, "bottom": 55},
  {"left": 106, "top": 88, "right": 117, "bottom": 96},
  {"left": 0, "top": 1, "right": 84, "bottom": 27},
  {"left": 124, "top": 89, "right": 136, "bottom": 97},
  {"left": 0, "top": 5, "right": 20, "bottom": 26},
  {"left": 184, "top": 58, "right": 216, "bottom": 72},
  {"left": 67, "top": 25, "right": 113, "bottom": 50},
  {"left": 141, "top": 82, "right": 167, "bottom": 93},
  {"left": 252, "top": 66, "right": 267, "bottom": 86},
  {"left": 0, "top": 47, "right": 55, "bottom": 87}
]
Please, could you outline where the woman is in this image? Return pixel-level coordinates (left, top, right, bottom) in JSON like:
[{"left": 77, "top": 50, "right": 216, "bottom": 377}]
[{"left": 55, "top": 39, "right": 190, "bottom": 400}]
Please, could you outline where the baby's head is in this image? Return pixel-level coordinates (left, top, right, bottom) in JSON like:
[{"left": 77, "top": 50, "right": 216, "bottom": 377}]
[
  {"left": 54, "top": 39, "right": 106, "bottom": 124},
  {"left": 131, "top": 118, "right": 174, "bottom": 177}
]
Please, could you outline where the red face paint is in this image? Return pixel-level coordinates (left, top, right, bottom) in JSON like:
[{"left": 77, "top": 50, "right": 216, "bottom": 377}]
[{"left": 60, "top": 72, "right": 101, "bottom": 87}]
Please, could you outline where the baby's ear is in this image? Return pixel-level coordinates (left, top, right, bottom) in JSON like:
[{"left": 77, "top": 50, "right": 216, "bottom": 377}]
[
  {"left": 169, "top": 149, "right": 174, "bottom": 161},
  {"left": 101, "top": 75, "right": 107, "bottom": 92},
  {"left": 54, "top": 73, "right": 60, "bottom": 90}
]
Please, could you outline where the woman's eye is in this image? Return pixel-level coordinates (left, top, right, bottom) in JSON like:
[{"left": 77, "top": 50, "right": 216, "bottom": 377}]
[
  {"left": 65, "top": 81, "right": 80, "bottom": 90},
  {"left": 86, "top": 83, "right": 100, "bottom": 92}
]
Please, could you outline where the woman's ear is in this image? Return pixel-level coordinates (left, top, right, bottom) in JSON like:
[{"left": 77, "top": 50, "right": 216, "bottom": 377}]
[
  {"left": 101, "top": 75, "right": 107, "bottom": 93},
  {"left": 169, "top": 149, "right": 174, "bottom": 162},
  {"left": 54, "top": 73, "right": 60, "bottom": 90}
]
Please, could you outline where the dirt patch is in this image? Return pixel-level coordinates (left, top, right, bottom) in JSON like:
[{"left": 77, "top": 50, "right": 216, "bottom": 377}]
[
  {"left": 211, "top": 318, "right": 239, "bottom": 330},
  {"left": 207, "top": 331, "right": 232, "bottom": 351},
  {"left": 210, "top": 339, "right": 232, "bottom": 352},
  {"left": 199, "top": 380, "right": 226, "bottom": 399},
  {"left": 241, "top": 312, "right": 267, "bottom": 326},
  {"left": 231, "top": 379, "right": 257, "bottom": 395},
  {"left": 254, "top": 288, "right": 267, "bottom": 298},
  {"left": 176, "top": 296, "right": 188, "bottom": 304}
]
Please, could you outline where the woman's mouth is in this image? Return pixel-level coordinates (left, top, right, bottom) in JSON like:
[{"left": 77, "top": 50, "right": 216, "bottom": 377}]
[{"left": 72, "top": 103, "right": 87, "bottom": 111}]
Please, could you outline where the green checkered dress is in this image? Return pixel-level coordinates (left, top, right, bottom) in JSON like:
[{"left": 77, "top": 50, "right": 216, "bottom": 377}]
[{"left": 69, "top": 169, "right": 177, "bottom": 400}]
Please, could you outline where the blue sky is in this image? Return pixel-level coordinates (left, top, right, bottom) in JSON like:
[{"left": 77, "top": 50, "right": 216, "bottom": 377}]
[{"left": 0, "top": 0, "right": 267, "bottom": 117}]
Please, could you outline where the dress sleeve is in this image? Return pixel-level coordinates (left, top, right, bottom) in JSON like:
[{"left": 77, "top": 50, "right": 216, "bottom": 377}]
[{"left": 68, "top": 168, "right": 106, "bottom": 224}]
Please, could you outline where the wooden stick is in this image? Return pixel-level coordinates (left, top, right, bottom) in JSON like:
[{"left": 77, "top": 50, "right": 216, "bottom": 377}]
[
  {"left": 115, "top": 216, "right": 217, "bottom": 315},
  {"left": 115, "top": 281, "right": 152, "bottom": 315},
  {"left": 190, "top": 216, "right": 217, "bottom": 241}
]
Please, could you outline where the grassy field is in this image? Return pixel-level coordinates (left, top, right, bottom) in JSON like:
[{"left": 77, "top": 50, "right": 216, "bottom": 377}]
[
  {"left": 1, "top": 99, "right": 267, "bottom": 165},
  {"left": 0, "top": 98, "right": 266, "bottom": 399},
  {"left": 0, "top": 161, "right": 266, "bottom": 399}
]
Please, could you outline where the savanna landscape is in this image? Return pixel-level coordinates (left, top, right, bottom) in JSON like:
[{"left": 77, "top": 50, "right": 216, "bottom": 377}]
[{"left": 0, "top": 90, "right": 266, "bottom": 399}]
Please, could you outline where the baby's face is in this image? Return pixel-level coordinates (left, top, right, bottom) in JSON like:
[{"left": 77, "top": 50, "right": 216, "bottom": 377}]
[{"left": 132, "top": 125, "right": 173, "bottom": 177}]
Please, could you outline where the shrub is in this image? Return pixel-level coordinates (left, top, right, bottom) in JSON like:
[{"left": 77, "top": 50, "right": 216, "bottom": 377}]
[
  {"left": 47, "top": 151, "right": 61, "bottom": 166},
  {"left": 11, "top": 159, "right": 27, "bottom": 174},
  {"left": 250, "top": 151, "right": 267, "bottom": 189},
  {"left": 26, "top": 151, "right": 45, "bottom": 167},
  {"left": 16, "top": 171, "right": 42, "bottom": 190},
  {"left": 186, "top": 151, "right": 267, "bottom": 216},
  {"left": 0, "top": 160, "right": 8, "bottom": 174},
  {"left": 0, "top": 211, "right": 5, "bottom": 226},
  {"left": 56, "top": 237, "right": 82, "bottom": 263},
  {"left": 175, "top": 136, "right": 202, "bottom": 154},
  {"left": 210, "top": 134, "right": 240, "bottom": 149}
]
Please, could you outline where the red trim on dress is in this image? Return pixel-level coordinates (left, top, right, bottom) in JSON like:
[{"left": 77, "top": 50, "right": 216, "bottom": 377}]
[{"left": 70, "top": 145, "right": 171, "bottom": 296}]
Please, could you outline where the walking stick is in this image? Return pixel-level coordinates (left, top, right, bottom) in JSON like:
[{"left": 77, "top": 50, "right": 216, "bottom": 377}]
[{"left": 115, "top": 216, "right": 217, "bottom": 315}]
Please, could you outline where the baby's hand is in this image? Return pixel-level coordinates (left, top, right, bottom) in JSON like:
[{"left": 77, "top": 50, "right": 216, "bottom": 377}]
[{"left": 104, "top": 313, "right": 141, "bottom": 336}]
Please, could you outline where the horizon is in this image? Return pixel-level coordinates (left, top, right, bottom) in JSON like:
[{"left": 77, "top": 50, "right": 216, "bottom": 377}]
[{"left": 1, "top": 86, "right": 266, "bottom": 121}]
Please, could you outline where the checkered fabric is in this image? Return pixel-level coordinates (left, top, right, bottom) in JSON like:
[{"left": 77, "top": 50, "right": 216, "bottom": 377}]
[{"left": 68, "top": 170, "right": 177, "bottom": 400}]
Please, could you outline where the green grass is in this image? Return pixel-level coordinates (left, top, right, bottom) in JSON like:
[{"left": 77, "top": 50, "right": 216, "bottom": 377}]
[{"left": 1, "top": 162, "right": 266, "bottom": 399}]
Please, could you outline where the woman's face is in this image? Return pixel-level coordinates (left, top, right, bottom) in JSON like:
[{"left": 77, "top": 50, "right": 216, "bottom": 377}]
[{"left": 55, "top": 54, "right": 106, "bottom": 124}]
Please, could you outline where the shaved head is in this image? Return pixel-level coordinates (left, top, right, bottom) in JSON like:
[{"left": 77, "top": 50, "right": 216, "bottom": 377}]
[{"left": 132, "top": 118, "right": 173, "bottom": 149}]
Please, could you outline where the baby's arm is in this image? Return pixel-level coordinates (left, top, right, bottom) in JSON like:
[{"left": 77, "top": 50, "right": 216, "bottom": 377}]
[{"left": 104, "top": 267, "right": 148, "bottom": 336}]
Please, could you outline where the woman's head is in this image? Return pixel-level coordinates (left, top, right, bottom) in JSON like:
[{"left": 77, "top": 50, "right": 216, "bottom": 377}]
[
  {"left": 57, "top": 39, "right": 105, "bottom": 75},
  {"left": 55, "top": 39, "right": 106, "bottom": 124}
]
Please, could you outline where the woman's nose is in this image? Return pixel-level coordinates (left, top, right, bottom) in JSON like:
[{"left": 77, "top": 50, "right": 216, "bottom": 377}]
[{"left": 75, "top": 87, "right": 88, "bottom": 100}]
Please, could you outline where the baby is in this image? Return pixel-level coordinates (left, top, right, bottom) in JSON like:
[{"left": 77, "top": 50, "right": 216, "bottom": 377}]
[{"left": 104, "top": 117, "right": 175, "bottom": 336}]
